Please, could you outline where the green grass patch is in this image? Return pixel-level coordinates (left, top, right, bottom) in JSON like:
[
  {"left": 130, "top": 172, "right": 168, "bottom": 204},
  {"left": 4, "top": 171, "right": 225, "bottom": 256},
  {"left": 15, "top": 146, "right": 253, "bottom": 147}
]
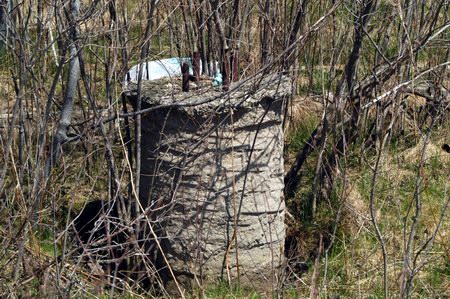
[{"left": 285, "top": 114, "right": 319, "bottom": 155}]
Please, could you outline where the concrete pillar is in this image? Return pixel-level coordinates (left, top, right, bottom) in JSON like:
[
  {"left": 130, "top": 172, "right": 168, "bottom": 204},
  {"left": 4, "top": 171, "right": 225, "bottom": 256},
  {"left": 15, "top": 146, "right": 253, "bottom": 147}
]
[{"left": 126, "top": 75, "right": 291, "bottom": 291}]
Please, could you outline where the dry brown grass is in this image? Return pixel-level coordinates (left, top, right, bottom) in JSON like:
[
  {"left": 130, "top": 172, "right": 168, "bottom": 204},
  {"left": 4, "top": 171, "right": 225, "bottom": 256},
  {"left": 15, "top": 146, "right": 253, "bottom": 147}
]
[
  {"left": 401, "top": 139, "right": 450, "bottom": 165},
  {"left": 285, "top": 95, "right": 323, "bottom": 134}
]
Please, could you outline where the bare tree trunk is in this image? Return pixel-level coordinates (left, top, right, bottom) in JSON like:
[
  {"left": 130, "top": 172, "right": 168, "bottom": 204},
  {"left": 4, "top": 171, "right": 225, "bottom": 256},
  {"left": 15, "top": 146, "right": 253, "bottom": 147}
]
[
  {"left": 400, "top": 91, "right": 445, "bottom": 298},
  {"left": 0, "top": 0, "right": 7, "bottom": 52},
  {"left": 310, "top": 234, "right": 323, "bottom": 299},
  {"left": 134, "top": 0, "right": 156, "bottom": 208},
  {"left": 45, "top": 0, "right": 80, "bottom": 176},
  {"left": 285, "top": 0, "right": 379, "bottom": 199},
  {"left": 210, "top": 0, "right": 230, "bottom": 89},
  {"left": 283, "top": 0, "right": 308, "bottom": 71},
  {"left": 260, "top": 0, "right": 271, "bottom": 65},
  {"left": 196, "top": 2, "right": 208, "bottom": 75}
]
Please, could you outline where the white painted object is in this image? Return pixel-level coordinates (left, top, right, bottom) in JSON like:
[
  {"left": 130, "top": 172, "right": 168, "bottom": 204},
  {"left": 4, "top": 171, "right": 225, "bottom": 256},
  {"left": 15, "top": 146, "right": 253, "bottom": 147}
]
[
  {"left": 125, "top": 58, "right": 186, "bottom": 85},
  {"left": 125, "top": 58, "right": 220, "bottom": 85}
]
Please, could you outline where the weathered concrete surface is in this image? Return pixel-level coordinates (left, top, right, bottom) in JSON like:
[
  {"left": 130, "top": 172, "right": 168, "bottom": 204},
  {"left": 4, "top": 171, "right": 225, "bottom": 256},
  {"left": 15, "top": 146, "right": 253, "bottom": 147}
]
[{"left": 125, "top": 74, "right": 291, "bottom": 290}]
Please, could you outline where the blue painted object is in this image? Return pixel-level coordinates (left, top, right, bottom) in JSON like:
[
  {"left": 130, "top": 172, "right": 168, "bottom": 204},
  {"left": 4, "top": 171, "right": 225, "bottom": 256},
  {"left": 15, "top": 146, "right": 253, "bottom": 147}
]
[{"left": 212, "top": 72, "right": 223, "bottom": 86}]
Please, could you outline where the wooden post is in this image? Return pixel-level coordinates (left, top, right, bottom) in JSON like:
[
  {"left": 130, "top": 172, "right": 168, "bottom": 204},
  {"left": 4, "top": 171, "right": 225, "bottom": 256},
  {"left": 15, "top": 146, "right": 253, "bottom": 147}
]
[
  {"left": 193, "top": 51, "right": 201, "bottom": 81},
  {"left": 182, "top": 62, "right": 189, "bottom": 92}
]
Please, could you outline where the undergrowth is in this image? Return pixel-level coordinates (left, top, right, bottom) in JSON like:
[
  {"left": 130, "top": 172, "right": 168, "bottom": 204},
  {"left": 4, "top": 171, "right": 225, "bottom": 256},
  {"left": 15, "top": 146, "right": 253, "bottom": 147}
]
[{"left": 284, "top": 105, "right": 449, "bottom": 298}]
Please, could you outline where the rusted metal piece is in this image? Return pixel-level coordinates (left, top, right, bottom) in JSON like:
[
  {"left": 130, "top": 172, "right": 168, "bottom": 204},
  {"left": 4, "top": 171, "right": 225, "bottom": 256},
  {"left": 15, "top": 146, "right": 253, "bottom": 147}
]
[
  {"left": 193, "top": 51, "right": 201, "bottom": 81},
  {"left": 182, "top": 62, "right": 189, "bottom": 92}
]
